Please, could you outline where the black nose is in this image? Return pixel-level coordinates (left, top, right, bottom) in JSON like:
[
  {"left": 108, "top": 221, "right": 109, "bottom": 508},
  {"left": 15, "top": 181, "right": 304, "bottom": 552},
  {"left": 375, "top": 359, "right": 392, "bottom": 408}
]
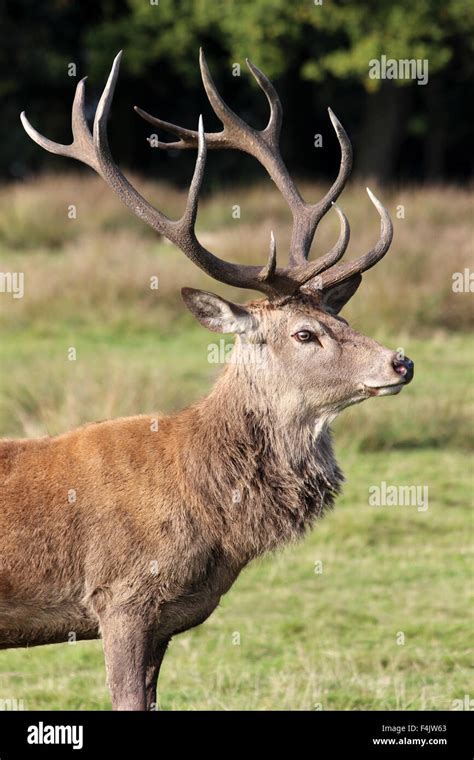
[{"left": 392, "top": 355, "right": 414, "bottom": 384}]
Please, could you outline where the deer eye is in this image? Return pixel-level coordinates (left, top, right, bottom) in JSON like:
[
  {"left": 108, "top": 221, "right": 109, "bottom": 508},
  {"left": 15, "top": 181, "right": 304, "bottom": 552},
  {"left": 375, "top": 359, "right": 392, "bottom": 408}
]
[{"left": 293, "top": 329, "right": 320, "bottom": 344}]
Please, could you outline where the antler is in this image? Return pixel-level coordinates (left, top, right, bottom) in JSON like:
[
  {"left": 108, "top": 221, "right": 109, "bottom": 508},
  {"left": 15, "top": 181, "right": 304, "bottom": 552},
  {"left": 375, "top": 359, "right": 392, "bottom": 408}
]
[
  {"left": 21, "top": 51, "right": 393, "bottom": 298},
  {"left": 317, "top": 188, "right": 393, "bottom": 290},
  {"left": 136, "top": 49, "right": 393, "bottom": 293}
]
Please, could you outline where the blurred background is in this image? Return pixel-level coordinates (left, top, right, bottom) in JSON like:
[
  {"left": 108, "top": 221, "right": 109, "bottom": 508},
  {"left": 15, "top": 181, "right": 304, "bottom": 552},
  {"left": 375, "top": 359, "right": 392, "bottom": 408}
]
[
  {"left": 0, "top": 0, "right": 472, "bottom": 710},
  {"left": 2, "top": 0, "right": 474, "bottom": 183}
]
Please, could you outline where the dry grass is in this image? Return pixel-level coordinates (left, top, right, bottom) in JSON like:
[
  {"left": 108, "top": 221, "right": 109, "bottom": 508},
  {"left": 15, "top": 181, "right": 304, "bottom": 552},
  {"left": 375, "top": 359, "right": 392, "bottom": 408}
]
[{"left": 0, "top": 173, "right": 472, "bottom": 335}]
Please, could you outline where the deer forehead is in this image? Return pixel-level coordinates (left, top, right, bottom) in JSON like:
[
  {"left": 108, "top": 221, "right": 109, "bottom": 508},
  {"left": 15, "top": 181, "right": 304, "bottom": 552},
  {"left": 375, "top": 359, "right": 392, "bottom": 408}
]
[{"left": 246, "top": 295, "right": 346, "bottom": 333}]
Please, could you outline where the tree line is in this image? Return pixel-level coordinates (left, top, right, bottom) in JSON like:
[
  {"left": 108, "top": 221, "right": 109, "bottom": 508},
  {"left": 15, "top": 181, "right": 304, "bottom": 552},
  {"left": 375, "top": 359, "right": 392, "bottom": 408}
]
[{"left": 2, "top": 0, "right": 473, "bottom": 185}]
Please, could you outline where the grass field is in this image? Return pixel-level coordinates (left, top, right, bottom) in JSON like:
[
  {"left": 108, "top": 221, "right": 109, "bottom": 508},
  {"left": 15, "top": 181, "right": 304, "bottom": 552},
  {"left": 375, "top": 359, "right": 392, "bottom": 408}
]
[{"left": 0, "top": 175, "right": 472, "bottom": 710}]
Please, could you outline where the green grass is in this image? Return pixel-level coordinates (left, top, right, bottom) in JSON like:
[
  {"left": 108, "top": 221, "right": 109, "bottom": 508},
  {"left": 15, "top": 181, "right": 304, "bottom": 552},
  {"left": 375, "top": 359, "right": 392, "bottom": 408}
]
[{"left": 0, "top": 175, "right": 472, "bottom": 710}]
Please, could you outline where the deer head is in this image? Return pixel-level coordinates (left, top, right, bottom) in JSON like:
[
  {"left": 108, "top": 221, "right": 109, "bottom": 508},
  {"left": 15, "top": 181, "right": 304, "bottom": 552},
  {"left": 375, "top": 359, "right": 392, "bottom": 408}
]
[{"left": 21, "top": 51, "right": 413, "bottom": 424}]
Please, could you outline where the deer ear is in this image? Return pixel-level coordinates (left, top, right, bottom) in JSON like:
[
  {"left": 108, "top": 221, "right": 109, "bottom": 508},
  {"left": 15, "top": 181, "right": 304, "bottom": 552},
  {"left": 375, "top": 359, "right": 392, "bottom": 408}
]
[
  {"left": 321, "top": 273, "right": 362, "bottom": 315},
  {"left": 181, "top": 288, "right": 254, "bottom": 334}
]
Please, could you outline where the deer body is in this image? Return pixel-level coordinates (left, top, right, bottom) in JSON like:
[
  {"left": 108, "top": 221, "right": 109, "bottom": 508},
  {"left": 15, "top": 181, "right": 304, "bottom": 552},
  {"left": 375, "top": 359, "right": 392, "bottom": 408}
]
[
  {"left": 1, "top": 344, "right": 343, "bottom": 710},
  {"left": 3, "top": 51, "right": 414, "bottom": 708},
  {"left": 0, "top": 338, "right": 341, "bottom": 650}
]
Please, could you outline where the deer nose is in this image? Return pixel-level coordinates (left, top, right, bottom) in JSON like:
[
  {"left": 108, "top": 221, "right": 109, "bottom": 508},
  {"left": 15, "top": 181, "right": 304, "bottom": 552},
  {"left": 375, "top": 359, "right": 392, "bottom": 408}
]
[{"left": 392, "top": 355, "right": 414, "bottom": 384}]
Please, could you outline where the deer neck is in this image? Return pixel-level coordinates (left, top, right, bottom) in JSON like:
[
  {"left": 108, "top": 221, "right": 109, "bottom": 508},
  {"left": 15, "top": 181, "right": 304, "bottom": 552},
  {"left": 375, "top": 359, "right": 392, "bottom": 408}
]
[{"left": 180, "top": 347, "right": 343, "bottom": 562}]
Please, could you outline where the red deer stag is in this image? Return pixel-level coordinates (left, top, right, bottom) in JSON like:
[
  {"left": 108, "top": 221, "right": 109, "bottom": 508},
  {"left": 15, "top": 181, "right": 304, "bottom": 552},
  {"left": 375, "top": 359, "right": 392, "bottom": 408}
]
[{"left": 2, "top": 51, "right": 414, "bottom": 710}]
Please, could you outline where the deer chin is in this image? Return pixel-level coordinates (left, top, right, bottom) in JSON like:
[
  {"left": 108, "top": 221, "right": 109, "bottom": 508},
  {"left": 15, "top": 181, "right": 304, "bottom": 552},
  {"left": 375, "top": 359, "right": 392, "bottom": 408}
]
[{"left": 363, "top": 383, "right": 404, "bottom": 397}]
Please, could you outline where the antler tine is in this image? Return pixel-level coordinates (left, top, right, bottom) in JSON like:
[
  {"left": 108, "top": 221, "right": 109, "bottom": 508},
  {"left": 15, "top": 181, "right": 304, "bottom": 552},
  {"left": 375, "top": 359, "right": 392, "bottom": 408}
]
[
  {"left": 284, "top": 203, "right": 350, "bottom": 289},
  {"left": 300, "top": 203, "right": 350, "bottom": 281},
  {"left": 70, "top": 79, "right": 97, "bottom": 167},
  {"left": 134, "top": 109, "right": 226, "bottom": 150},
  {"left": 318, "top": 188, "right": 393, "bottom": 290},
  {"left": 22, "top": 52, "right": 170, "bottom": 233},
  {"left": 89, "top": 52, "right": 173, "bottom": 233},
  {"left": 258, "top": 230, "right": 277, "bottom": 283},
  {"left": 198, "top": 48, "right": 251, "bottom": 144},
  {"left": 181, "top": 115, "right": 207, "bottom": 226},
  {"left": 21, "top": 77, "right": 98, "bottom": 171},
  {"left": 324, "top": 109, "right": 353, "bottom": 212},
  {"left": 245, "top": 59, "right": 282, "bottom": 146}
]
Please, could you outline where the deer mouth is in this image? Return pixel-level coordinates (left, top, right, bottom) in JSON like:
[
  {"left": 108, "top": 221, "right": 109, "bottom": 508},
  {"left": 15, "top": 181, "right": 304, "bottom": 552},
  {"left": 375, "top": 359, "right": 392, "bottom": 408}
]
[{"left": 363, "top": 383, "right": 404, "bottom": 397}]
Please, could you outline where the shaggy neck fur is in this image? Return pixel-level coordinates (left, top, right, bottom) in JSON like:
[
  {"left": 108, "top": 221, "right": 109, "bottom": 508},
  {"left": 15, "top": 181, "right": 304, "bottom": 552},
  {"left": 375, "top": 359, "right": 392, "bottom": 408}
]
[{"left": 177, "top": 341, "right": 344, "bottom": 565}]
